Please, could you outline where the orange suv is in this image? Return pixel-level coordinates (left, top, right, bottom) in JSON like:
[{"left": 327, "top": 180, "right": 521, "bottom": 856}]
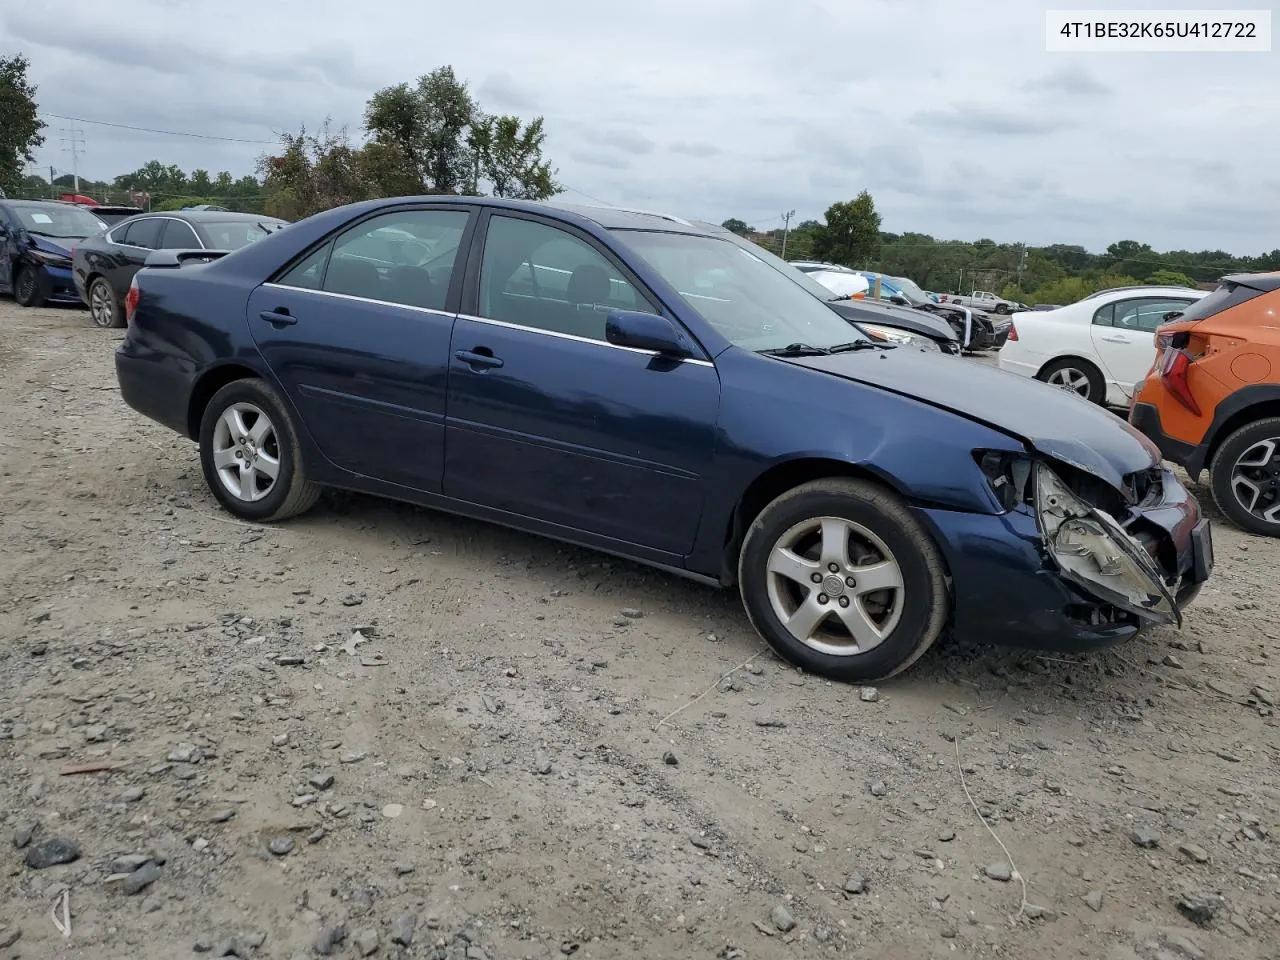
[{"left": 1129, "top": 272, "right": 1280, "bottom": 536}]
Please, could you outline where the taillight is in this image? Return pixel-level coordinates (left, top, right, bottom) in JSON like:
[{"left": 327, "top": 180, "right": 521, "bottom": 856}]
[
  {"left": 124, "top": 278, "right": 140, "bottom": 326},
  {"left": 1007, "top": 323, "right": 1018, "bottom": 342},
  {"left": 1158, "top": 348, "right": 1201, "bottom": 416}
]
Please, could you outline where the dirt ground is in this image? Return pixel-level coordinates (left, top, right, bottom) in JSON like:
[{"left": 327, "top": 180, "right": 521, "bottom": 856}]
[{"left": 2, "top": 300, "right": 1278, "bottom": 960}]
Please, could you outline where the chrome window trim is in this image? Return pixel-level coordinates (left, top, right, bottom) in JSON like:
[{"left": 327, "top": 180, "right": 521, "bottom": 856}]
[
  {"left": 106, "top": 216, "right": 206, "bottom": 251},
  {"left": 258, "top": 283, "right": 713, "bottom": 366}
]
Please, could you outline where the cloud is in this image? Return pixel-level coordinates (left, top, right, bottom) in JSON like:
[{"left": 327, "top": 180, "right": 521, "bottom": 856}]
[
  {"left": 6, "top": 0, "right": 1274, "bottom": 254},
  {"left": 910, "top": 104, "right": 1063, "bottom": 137},
  {"left": 669, "top": 141, "right": 721, "bottom": 157},
  {"left": 1029, "top": 67, "right": 1112, "bottom": 98}
]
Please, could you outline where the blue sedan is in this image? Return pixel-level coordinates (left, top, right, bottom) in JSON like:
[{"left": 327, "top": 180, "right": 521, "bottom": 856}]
[
  {"left": 113, "top": 197, "right": 1213, "bottom": 682},
  {"left": 0, "top": 199, "right": 109, "bottom": 307}
]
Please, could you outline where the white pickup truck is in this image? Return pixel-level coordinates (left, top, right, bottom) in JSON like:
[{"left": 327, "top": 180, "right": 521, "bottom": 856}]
[{"left": 940, "top": 290, "right": 1019, "bottom": 314}]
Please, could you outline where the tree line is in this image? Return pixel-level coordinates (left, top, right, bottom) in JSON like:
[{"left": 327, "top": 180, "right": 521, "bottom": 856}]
[
  {"left": 3, "top": 52, "right": 1276, "bottom": 306},
  {"left": 724, "top": 192, "right": 1280, "bottom": 305}
]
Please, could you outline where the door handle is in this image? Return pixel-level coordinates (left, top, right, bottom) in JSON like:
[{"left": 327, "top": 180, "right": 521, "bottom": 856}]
[
  {"left": 259, "top": 309, "right": 297, "bottom": 327},
  {"left": 1100, "top": 335, "right": 1131, "bottom": 343},
  {"left": 454, "top": 348, "right": 503, "bottom": 370}
]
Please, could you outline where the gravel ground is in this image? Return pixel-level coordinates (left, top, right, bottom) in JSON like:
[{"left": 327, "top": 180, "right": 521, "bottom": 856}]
[{"left": 2, "top": 300, "right": 1278, "bottom": 960}]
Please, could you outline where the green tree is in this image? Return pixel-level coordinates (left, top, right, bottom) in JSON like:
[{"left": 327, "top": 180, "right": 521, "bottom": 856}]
[
  {"left": 721, "top": 218, "right": 752, "bottom": 235},
  {"left": 365, "top": 67, "right": 479, "bottom": 194},
  {"left": 0, "top": 54, "right": 46, "bottom": 197},
  {"left": 1144, "top": 269, "right": 1195, "bottom": 287},
  {"left": 813, "top": 191, "right": 881, "bottom": 266},
  {"left": 468, "top": 114, "right": 559, "bottom": 200},
  {"left": 258, "top": 121, "right": 373, "bottom": 220}
]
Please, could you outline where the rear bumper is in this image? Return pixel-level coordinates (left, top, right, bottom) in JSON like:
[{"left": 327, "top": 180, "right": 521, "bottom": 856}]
[
  {"left": 1128, "top": 401, "right": 1206, "bottom": 477},
  {"left": 918, "top": 468, "right": 1211, "bottom": 653},
  {"left": 116, "top": 341, "right": 194, "bottom": 438}
]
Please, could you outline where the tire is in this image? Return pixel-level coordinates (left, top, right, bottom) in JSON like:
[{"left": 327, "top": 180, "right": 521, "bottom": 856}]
[
  {"left": 198, "top": 378, "right": 321, "bottom": 522},
  {"left": 1037, "top": 358, "right": 1105, "bottom": 404},
  {"left": 1208, "top": 417, "right": 1280, "bottom": 537},
  {"left": 88, "top": 277, "right": 124, "bottom": 328},
  {"left": 994, "top": 303, "right": 1010, "bottom": 314},
  {"left": 13, "top": 263, "right": 49, "bottom": 308},
  {"left": 737, "top": 477, "right": 949, "bottom": 683}
]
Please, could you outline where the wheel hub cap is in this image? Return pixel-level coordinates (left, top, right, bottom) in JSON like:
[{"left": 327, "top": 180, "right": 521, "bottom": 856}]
[
  {"left": 211, "top": 402, "right": 281, "bottom": 503},
  {"left": 765, "top": 516, "right": 905, "bottom": 657},
  {"left": 1230, "top": 437, "right": 1280, "bottom": 524}
]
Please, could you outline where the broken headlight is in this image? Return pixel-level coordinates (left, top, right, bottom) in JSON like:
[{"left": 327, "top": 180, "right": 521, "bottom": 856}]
[{"left": 1034, "top": 462, "right": 1179, "bottom": 625}]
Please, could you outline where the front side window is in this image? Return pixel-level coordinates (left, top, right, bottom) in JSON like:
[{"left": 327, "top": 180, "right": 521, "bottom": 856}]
[
  {"left": 479, "top": 215, "right": 651, "bottom": 341},
  {"left": 618, "top": 229, "right": 871, "bottom": 352},
  {"left": 321, "top": 209, "right": 469, "bottom": 310}
]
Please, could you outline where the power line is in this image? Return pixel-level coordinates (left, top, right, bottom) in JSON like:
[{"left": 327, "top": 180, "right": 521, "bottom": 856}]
[{"left": 38, "top": 112, "right": 278, "bottom": 145}]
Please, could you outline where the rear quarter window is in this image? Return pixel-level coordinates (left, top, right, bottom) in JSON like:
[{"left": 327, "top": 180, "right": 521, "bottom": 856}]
[{"left": 1175, "top": 282, "right": 1266, "bottom": 323}]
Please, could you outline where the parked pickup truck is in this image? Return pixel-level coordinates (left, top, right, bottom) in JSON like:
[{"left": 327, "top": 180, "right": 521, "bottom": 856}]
[{"left": 940, "top": 290, "right": 1019, "bottom": 314}]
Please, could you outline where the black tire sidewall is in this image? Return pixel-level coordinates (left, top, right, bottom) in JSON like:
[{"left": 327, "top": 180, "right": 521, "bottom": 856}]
[
  {"left": 199, "top": 379, "right": 301, "bottom": 521},
  {"left": 739, "top": 485, "right": 944, "bottom": 680},
  {"left": 15, "top": 264, "right": 46, "bottom": 307},
  {"left": 1041, "top": 359, "right": 1104, "bottom": 405},
  {"left": 1210, "top": 419, "right": 1280, "bottom": 536}
]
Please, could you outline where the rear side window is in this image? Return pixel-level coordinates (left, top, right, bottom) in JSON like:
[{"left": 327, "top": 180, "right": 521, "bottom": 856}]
[
  {"left": 123, "top": 218, "right": 164, "bottom": 249},
  {"left": 159, "top": 220, "right": 201, "bottom": 250},
  {"left": 1175, "top": 281, "right": 1267, "bottom": 324}
]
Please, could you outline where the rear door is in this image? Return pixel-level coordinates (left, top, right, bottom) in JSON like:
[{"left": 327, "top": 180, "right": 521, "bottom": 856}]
[
  {"left": 247, "top": 204, "right": 475, "bottom": 492},
  {"left": 1090, "top": 296, "right": 1198, "bottom": 397}
]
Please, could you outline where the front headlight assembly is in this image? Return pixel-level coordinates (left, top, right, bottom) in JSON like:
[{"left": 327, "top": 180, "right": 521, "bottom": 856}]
[
  {"left": 1034, "top": 462, "right": 1179, "bottom": 626},
  {"left": 859, "top": 324, "right": 942, "bottom": 353}
]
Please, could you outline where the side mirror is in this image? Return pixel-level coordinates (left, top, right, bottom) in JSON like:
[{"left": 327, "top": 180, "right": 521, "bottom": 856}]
[{"left": 605, "top": 310, "right": 695, "bottom": 357}]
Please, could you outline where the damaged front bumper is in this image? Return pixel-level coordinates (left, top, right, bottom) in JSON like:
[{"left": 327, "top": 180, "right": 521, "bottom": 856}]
[{"left": 915, "top": 462, "right": 1213, "bottom": 654}]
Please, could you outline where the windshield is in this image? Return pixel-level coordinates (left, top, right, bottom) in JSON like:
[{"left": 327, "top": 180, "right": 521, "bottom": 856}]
[
  {"left": 10, "top": 202, "right": 107, "bottom": 239},
  {"left": 617, "top": 230, "right": 868, "bottom": 351},
  {"left": 891, "top": 277, "right": 932, "bottom": 304},
  {"left": 204, "top": 219, "right": 286, "bottom": 250}
]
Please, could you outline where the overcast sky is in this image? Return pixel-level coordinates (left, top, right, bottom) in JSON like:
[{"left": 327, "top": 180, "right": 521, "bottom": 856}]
[{"left": 5, "top": 0, "right": 1277, "bottom": 254}]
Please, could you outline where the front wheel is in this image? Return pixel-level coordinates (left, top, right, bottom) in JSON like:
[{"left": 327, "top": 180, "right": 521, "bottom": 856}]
[
  {"left": 737, "top": 478, "right": 949, "bottom": 682},
  {"left": 198, "top": 378, "right": 321, "bottom": 522},
  {"left": 1209, "top": 417, "right": 1280, "bottom": 536},
  {"left": 994, "top": 303, "right": 1010, "bottom": 314},
  {"left": 13, "top": 264, "right": 49, "bottom": 308}
]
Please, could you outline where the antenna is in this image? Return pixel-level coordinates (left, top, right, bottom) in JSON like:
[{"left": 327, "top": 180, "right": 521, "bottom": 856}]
[{"left": 59, "top": 125, "right": 86, "bottom": 193}]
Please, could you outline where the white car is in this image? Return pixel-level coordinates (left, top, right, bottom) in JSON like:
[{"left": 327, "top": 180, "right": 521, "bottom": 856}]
[
  {"left": 789, "top": 261, "right": 871, "bottom": 299},
  {"left": 997, "top": 285, "right": 1207, "bottom": 406}
]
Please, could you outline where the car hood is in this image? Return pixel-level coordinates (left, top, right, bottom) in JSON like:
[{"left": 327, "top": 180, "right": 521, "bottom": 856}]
[
  {"left": 826, "top": 299, "right": 956, "bottom": 341},
  {"left": 783, "top": 348, "right": 1161, "bottom": 489},
  {"left": 29, "top": 235, "right": 76, "bottom": 258}
]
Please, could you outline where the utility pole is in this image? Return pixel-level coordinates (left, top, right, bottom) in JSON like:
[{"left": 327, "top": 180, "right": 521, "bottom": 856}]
[
  {"left": 59, "top": 126, "right": 86, "bottom": 194},
  {"left": 1016, "top": 242, "right": 1027, "bottom": 291},
  {"left": 780, "top": 209, "right": 796, "bottom": 260}
]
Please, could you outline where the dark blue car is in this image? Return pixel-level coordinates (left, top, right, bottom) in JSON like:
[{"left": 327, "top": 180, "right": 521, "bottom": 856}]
[
  {"left": 114, "top": 197, "right": 1214, "bottom": 682},
  {"left": 0, "top": 199, "right": 109, "bottom": 307}
]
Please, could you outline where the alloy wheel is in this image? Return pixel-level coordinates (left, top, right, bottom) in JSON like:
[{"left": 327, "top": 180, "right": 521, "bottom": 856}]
[
  {"left": 1046, "top": 367, "right": 1092, "bottom": 397},
  {"left": 765, "top": 516, "right": 904, "bottom": 655},
  {"left": 90, "top": 281, "right": 115, "bottom": 327},
  {"left": 210, "top": 402, "right": 281, "bottom": 503},
  {"left": 1230, "top": 437, "right": 1280, "bottom": 526}
]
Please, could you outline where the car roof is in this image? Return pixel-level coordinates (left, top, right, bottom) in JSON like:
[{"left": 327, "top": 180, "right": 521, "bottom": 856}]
[
  {"left": 135, "top": 210, "right": 285, "bottom": 223},
  {"left": 1080, "top": 284, "right": 1202, "bottom": 300}
]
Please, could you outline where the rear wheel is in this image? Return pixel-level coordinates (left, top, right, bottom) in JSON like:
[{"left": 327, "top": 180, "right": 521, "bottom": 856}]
[
  {"left": 1038, "top": 358, "right": 1104, "bottom": 404},
  {"left": 89, "top": 278, "right": 123, "bottom": 328},
  {"left": 994, "top": 302, "right": 1010, "bottom": 314},
  {"left": 13, "top": 264, "right": 48, "bottom": 308},
  {"left": 198, "top": 378, "right": 321, "bottom": 522},
  {"left": 1209, "top": 417, "right": 1280, "bottom": 537},
  {"left": 737, "top": 478, "right": 949, "bottom": 682}
]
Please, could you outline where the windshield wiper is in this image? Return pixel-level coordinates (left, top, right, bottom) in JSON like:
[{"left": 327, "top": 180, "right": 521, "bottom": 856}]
[
  {"left": 759, "top": 343, "right": 831, "bottom": 357},
  {"left": 829, "top": 339, "right": 892, "bottom": 352}
]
